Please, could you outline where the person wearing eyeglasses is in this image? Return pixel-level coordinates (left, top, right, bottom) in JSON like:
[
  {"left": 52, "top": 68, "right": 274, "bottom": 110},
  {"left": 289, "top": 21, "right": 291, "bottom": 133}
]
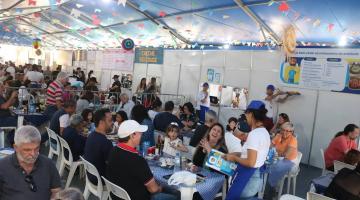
[
  {"left": 0, "top": 125, "right": 61, "bottom": 200},
  {"left": 267, "top": 122, "right": 298, "bottom": 198}
]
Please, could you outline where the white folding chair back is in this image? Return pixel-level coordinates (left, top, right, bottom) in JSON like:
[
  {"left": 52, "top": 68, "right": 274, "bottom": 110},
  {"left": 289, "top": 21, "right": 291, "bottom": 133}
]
[
  {"left": 0, "top": 127, "right": 16, "bottom": 148},
  {"left": 320, "top": 149, "right": 327, "bottom": 175},
  {"left": 46, "top": 128, "right": 61, "bottom": 168},
  {"left": 280, "top": 194, "right": 304, "bottom": 200},
  {"left": 80, "top": 156, "right": 107, "bottom": 200},
  {"left": 278, "top": 152, "right": 303, "bottom": 199},
  {"left": 333, "top": 160, "right": 355, "bottom": 174},
  {"left": 102, "top": 176, "right": 131, "bottom": 200},
  {"left": 307, "top": 192, "right": 335, "bottom": 200},
  {"left": 58, "top": 136, "right": 83, "bottom": 188}
]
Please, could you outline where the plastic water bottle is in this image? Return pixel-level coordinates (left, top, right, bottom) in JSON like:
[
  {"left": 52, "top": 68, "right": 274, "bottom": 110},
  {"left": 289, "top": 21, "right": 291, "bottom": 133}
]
[
  {"left": 28, "top": 97, "right": 36, "bottom": 113},
  {"left": 142, "top": 141, "right": 150, "bottom": 157},
  {"left": 174, "top": 152, "right": 181, "bottom": 173},
  {"left": 268, "top": 147, "right": 276, "bottom": 164}
]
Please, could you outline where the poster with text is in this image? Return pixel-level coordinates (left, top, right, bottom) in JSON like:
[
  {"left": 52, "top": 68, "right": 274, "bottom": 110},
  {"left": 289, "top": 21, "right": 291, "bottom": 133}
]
[
  {"left": 280, "top": 48, "right": 360, "bottom": 94},
  {"left": 102, "top": 49, "right": 134, "bottom": 71}
]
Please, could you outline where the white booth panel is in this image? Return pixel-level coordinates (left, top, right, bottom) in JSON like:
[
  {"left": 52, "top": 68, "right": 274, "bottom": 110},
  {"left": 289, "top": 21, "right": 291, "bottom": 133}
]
[
  {"left": 223, "top": 68, "right": 251, "bottom": 88},
  {"left": 310, "top": 91, "right": 360, "bottom": 168},
  {"left": 100, "top": 70, "right": 111, "bottom": 90},
  {"left": 132, "top": 63, "right": 148, "bottom": 92},
  {"left": 225, "top": 51, "right": 252, "bottom": 68},
  {"left": 161, "top": 65, "right": 181, "bottom": 94},
  {"left": 178, "top": 65, "right": 201, "bottom": 104},
  {"left": 248, "top": 70, "right": 278, "bottom": 102},
  {"left": 202, "top": 51, "right": 225, "bottom": 66},
  {"left": 147, "top": 64, "right": 162, "bottom": 77},
  {"left": 278, "top": 88, "right": 318, "bottom": 164},
  {"left": 164, "top": 50, "right": 182, "bottom": 66},
  {"left": 252, "top": 50, "right": 281, "bottom": 71},
  {"left": 181, "top": 51, "right": 202, "bottom": 66}
]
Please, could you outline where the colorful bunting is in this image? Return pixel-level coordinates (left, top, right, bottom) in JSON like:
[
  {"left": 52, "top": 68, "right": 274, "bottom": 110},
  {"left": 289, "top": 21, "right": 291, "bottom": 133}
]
[
  {"left": 159, "top": 11, "right": 166, "bottom": 17},
  {"left": 28, "top": 0, "right": 36, "bottom": 6},
  {"left": 117, "top": 0, "right": 126, "bottom": 7},
  {"left": 328, "top": 23, "right": 334, "bottom": 32},
  {"left": 278, "top": 2, "right": 289, "bottom": 12}
]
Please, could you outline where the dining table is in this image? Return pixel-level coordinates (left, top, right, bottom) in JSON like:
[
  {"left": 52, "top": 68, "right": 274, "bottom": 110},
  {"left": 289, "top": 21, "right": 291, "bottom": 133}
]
[
  {"left": 12, "top": 109, "right": 47, "bottom": 128},
  {"left": 0, "top": 148, "right": 15, "bottom": 160},
  {"left": 147, "top": 158, "right": 226, "bottom": 200}
]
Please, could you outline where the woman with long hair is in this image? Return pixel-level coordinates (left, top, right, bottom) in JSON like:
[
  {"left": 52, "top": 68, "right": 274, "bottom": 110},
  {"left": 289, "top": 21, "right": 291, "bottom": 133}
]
[
  {"left": 223, "top": 100, "right": 271, "bottom": 200},
  {"left": 192, "top": 123, "right": 227, "bottom": 167}
]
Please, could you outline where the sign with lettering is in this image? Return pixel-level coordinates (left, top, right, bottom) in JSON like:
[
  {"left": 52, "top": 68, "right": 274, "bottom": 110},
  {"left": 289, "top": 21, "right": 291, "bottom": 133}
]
[{"left": 134, "top": 48, "right": 164, "bottom": 64}]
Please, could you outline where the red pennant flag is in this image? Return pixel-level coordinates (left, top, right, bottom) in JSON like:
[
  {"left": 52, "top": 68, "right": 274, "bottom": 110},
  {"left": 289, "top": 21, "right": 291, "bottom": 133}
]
[
  {"left": 33, "top": 12, "right": 41, "bottom": 18},
  {"left": 56, "top": 0, "right": 61, "bottom": 3},
  {"left": 159, "top": 11, "right": 166, "bottom": 17},
  {"left": 176, "top": 16, "right": 182, "bottom": 21},
  {"left": 328, "top": 23, "right": 334, "bottom": 32},
  {"left": 137, "top": 23, "right": 144, "bottom": 29},
  {"left": 28, "top": 0, "right": 36, "bottom": 6},
  {"left": 278, "top": 2, "right": 289, "bottom": 12}
]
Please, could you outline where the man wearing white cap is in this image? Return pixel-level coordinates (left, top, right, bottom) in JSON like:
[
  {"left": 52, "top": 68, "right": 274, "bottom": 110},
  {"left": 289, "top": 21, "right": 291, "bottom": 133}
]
[{"left": 106, "top": 120, "right": 176, "bottom": 200}]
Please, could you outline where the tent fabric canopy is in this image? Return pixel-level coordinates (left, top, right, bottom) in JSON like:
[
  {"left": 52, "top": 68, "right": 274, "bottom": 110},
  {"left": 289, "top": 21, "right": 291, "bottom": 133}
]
[{"left": 0, "top": 0, "right": 359, "bottom": 49}]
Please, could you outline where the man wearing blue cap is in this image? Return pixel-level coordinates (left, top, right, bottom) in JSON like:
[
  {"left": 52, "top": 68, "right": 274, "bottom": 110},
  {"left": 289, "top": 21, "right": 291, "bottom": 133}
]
[{"left": 264, "top": 84, "right": 300, "bottom": 121}]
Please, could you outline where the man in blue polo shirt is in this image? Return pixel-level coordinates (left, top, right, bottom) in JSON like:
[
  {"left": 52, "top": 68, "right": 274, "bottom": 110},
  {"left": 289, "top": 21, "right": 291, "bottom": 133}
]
[
  {"left": 106, "top": 120, "right": 176, "bottom": 200},
  {"left": 84, "top": 108, "right": 113, "bottom": 184},
  {"left": 153, "top": 101, "right": 184, "bottom": 132}
]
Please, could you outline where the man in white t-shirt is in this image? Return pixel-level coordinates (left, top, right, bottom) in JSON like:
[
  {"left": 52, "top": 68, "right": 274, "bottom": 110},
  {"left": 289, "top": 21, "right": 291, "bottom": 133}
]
[
  {"left": 196, "top": 82, "right": 210, "bottom": 123},
  {"left": 5, "top": 64, "right": 15, "bottom": 78},
  {"left": 24, "top": 65, "right": 44, "bottom": 84}
]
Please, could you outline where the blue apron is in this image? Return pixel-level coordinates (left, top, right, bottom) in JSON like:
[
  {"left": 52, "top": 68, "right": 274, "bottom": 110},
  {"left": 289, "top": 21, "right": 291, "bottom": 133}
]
[{"left": 226, "top": 164, "right": 265, "bottom": 200}]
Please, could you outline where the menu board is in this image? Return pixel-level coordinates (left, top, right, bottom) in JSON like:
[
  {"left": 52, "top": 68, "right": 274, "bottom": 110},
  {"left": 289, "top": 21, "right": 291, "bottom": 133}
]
[
  {"left": 205, "top": 149, "right": 237, "bottom": 176},
  {"left": 280, "top": 48, "right": 360, "bottom": 94}
]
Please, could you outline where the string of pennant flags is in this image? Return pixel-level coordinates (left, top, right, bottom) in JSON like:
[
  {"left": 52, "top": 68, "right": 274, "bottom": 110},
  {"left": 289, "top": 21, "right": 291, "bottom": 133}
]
[{"left": 0, "top": 0, "right": 359, "bottom": 49}]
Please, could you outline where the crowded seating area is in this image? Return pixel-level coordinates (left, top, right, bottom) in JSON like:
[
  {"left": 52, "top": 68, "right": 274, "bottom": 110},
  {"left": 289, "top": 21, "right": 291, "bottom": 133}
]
[{"left": 1, "top": 1, "right": 360, "bottom": 200}]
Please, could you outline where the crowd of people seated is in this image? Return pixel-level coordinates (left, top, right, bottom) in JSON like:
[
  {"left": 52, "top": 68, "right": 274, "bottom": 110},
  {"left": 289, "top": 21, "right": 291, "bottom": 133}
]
[{"left": 1, "top": 61, "right": 360, "bottom": 200}]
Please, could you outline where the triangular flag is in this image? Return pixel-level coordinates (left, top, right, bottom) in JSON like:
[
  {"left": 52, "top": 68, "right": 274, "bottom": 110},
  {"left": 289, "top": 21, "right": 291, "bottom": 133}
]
[
  {"left": 222, "top": 15, "right": 230, "bottom": 19},
  {"left": 159, "top": 11, "right": 166, "bottom": 17},
  {"left": 176, "top": 16, "right": 182, "bottom": 21},
  {"left": 328, "top": 23, "right": 334, "bottom": 32},
  {"left": 137, "top": 23, "right": 144, "bottom": 29},
  {"left": 70, "top": 8, "right": 82, "bottom": 18},
  {"left": 112, "top": 12, "right": 119, "bottom": 17},
  {"left": 117, "top": 0, "right": 126, "bottom": 7},
  {"left": 15, "top": 8, "right": 23, "bottom": 13},
  {"left": 278, "top": 2, "right": 289, "bottom": 12},
  {"left": 49, "top": 0, "right": 57, "bottom": 10},
  {"left": 313, "top": 19, "right": 321, "bottom": 27},
  {"left": 76, "top": 4, "right": 83, "bottom": 8},
  {"left": 139, "top": 3, "right": 148, "bottom": 11},
  {"left": 28, "top": 0, "right": 36, "bottom": 6},
  {"left": 33, "top": 12, "right": 41, "bottom": 18}
]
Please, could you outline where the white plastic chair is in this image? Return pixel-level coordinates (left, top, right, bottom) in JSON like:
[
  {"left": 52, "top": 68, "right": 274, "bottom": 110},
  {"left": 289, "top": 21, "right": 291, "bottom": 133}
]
[
  {"left": 320, "top": 149, "right": 329, "bottom": 175},
  {"left": 0, "top": 127, "right": 16, "bottom": 148},
  {"left": 277, "top": 152, "right": 303, "bottom": 199},
  {"left": 46, "top": 128, "right": 61, "bottom": 169},
  {"left": 80, "top": 156, "right": 107, "bottom": 200},
  {"left": 101, "top": 176, "right": 131, "bottom": 200},
  {"left": 280, "top": 194, "right": 304, "bottom": 200},
  {"left": 333, "top": 160, "right": 355, "bottom": 174},
  {"left": 58, "top": 136, "right": 84, "bottom": 188},
  {"left": 307, "top": 192, "right": 335, "bottom": 200}
]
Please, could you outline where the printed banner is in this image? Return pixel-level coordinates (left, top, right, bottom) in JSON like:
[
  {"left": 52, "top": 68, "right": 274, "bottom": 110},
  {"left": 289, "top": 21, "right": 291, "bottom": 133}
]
[
  {"left": 280, "top": 48, "right": 360, "bottom": 94},
  {"left": 134, "top": 47, "right": 164, "bottom": 64},
  {"left": 102, "top": 49, "right": 134, "bottom": 71}
]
